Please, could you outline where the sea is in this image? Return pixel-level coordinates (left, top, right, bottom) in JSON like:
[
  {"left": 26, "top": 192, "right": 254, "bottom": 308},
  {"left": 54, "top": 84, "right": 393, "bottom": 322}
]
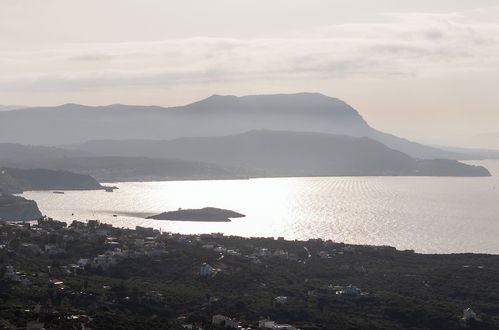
[{"left": 19, "top": 160, "right": 499, "bottom": 254}]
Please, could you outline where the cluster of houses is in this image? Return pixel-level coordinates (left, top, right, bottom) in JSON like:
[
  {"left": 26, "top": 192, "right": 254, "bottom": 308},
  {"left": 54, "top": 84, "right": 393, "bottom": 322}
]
[
  {"left": 258, "top": 319, "right": 299, "bottom": 330},
  {"left": 308, "top": 284, "right": 365, "bottom": 299},
  {"left": 2, "top": 218, "right": 377, "bottom": 299},
  {"left": 1, "top": 217, "right": 373, "bottom": 285},
  {"left": 3, "top": 265, "right": 25, "bottom": 284},
  {"left": 211, "top": 315, "right": 300, "bottom": 330},
  {"left": 75, "top": 242, "right": 168, "bottom": 271},
  {"left": 0, "top": 218, "right": 443, "bottom": 330},
  {"left": 198, "top": 240, "right": 299, "bottom": 266},
  {"left": 199, "top": 262, "right": 217, "bottom": 277}
]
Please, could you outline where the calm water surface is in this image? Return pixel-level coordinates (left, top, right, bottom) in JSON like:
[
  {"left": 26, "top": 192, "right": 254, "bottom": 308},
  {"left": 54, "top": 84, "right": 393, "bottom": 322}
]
[{"left": 21, "top": 160, "right": 499, "bottom": 254}]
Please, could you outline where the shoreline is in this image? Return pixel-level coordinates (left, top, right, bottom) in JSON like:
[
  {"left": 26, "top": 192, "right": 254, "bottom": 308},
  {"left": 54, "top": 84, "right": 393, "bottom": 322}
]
[{"left": 5, "top": 217, "right": 499, "bottom": 256}]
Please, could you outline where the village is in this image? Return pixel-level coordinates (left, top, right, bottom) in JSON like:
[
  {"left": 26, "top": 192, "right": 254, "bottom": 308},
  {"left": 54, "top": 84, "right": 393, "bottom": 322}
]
[{"left": 1, "top": 217, "right": 498, "bottom": 329}]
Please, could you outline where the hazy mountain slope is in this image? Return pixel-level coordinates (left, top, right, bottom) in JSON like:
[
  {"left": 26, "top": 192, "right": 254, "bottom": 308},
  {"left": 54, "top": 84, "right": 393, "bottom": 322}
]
[
  {"left": 0, "top": 194, "right": 42, "bottom": 221},
  {"left": 0, "top": 93, "right": 470, "bottom": 159},
  {"left": 0, "top": 143, "right": 88, "bottom": 163},
  {"left": 3, "top": 156, "right": 247, "bottom": 182},
  {"left": 0, "top": 167, "right": 103, "bottom": 194},
  {"left": 0, "top": 105, "right": 28, "bottom": 111},
  {"left": 0, "top": 144, "right": 248, "bottom": 182},
  {"left": 0, "top": 131, "right": 489, "bottom": 180},
  {"left": 435, "top": 145, "right": 499, "bottom": 160},
  {"left": 78, "top": 130, "right": 490, "bottom": 177}
]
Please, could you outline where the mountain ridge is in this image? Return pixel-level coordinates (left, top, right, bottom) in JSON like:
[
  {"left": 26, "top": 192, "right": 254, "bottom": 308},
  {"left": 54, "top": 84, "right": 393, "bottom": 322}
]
[
  {"left": 0, "top": 93, "right": 470, "bottom": 160},
  {"left": 77, "top": 130, "right": 490, "bottom": 178}
]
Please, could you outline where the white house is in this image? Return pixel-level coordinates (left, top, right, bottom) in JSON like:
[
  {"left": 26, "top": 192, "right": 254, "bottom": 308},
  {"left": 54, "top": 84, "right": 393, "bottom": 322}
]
[
  {"left": 146, "top": 290, "right": 163, "bottom": 304},
  {"left": 93, "top": 254, "right": 117, "bottom": 269},
  {"left": 213, "top": 246, "right": 227, "bottom": 253},
  {"left": 462, "top": 308, "right": 477, "bottom": 322},
  {"left": 273, "top": 250, "right": 289, "bottom": 259},
  {"left": 275, "top": 296, "right": 288, "bottom": 304},
  {"left": 77, "top": 258, "right": 91, "bottom": 268},
  {"left": 200, "top": 263, "right": 215, "bottom": 277},
  {"left": 212, "top": 315, "right": 237, "bottom": 328},
  {"left": 226, "top": 249, "right": 241, "bottom": 257},
  {"left": 258, "top": 320, "right": 276, "bottom": 329},
  {"left": 274, "top": 325, "right": 298, "bottom": 330},
  {"left": 255, "top": 247, "right": 271, "bottom": 257},
  {"left": 3, "top": 266, "right": 20, "bottom": 282},
  {"left": 343, "top": 285, "right": 361, "bottom": 296},
  {"left": 259, "top": 320, "right": 298, "bottom": 330},
  {"left": 317, "top": 251, "right": 330, "bottom": 259}
]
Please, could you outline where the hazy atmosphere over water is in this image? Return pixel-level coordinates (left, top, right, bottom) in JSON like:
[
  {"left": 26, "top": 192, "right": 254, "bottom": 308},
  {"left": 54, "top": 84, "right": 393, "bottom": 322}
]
[
  {"left": 2, "top": 0, "right": 499, "bottom": 147},
  {"left": 19, "top": 160, "right": 499, "bottom": 254}
]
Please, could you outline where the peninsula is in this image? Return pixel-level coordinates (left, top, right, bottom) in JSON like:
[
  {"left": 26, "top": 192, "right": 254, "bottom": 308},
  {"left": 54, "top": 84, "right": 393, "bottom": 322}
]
[
  {"left": 0, "top": 194, "right": 42, "bottom": 221},
  {"left": 0, "top": 167, "right": 105, "bottom": 194}
]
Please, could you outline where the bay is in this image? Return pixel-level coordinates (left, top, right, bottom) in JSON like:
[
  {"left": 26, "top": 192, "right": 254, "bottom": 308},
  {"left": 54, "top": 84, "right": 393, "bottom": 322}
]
[{"left": 20, "top": 160, "right": 499, "bottom": 254}]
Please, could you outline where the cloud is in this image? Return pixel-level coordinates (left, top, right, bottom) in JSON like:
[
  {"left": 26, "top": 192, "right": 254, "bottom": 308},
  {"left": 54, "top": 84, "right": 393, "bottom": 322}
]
[
  {"left": 70, "top": 54, "right": 116, "bottom": 62},
  {"left": 0, "top": 12, "right": 498, "bottom": 92}
]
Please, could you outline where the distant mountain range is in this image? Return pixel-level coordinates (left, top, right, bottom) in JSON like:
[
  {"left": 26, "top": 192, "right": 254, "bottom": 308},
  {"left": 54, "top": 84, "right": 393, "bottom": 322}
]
[
  {"left": 76, "top": 130, "right": 490, "bottom": 178},
  {"left": 0, "top": 93, "right": 471, "bottom": 160},
  {"left": 0, "top": 131, "right": 490, "bottom": 181},
  {"left": 0, "top": 143, "right": 86, "bottom": 162},
  {"left": 0, "top": 105, "right": 28, "bottom": 112},
  {"left": 436, "top": 145, "right": 499, "bottom": 160},
  {"left": 0, "top": 93, "right": 493, "bottom": 180}
]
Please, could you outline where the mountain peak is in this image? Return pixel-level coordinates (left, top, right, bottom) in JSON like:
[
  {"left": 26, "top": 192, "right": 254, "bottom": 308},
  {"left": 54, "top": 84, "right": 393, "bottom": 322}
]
[
  {"left": 55, "top": 103, "right": 91, "bottom": 110},
  {"left": 183, "top": 92, "right": 359, "bottom": 116}
]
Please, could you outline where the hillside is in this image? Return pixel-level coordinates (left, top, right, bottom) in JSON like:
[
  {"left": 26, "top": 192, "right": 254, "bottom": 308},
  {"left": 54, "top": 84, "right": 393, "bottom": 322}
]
[
  {"left": 436, "top": 145, "right": 499, "bottom": 160},
  {"left": 0, "top": 156, "right": 247, "bottom": 183},
  {"left": 0, "top": 168, "right": 104, "bottom": 194},
  {"left": 78, "top": 130, "right": 490, "bottom": 177},
  {"left": 3, "top": 219, "right": 499, "bottom": 329},
  {"left": 0, "top": 131, "right": 489, "bottom": 180},
  {"left": 0, "top": 194, "right": 42, "bottom": 221},
  {"left": 0, "top": 93, "right": 471, "bottom": 160},
  {"left": 0, "top": 143, "right": 87, "bottom": 163}
]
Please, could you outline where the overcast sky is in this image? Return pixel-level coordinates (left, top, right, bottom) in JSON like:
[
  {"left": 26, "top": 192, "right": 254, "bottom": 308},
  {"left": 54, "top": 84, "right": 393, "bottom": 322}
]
[{"left": 1, "top": 0, "right": 499, "bottom": 147}]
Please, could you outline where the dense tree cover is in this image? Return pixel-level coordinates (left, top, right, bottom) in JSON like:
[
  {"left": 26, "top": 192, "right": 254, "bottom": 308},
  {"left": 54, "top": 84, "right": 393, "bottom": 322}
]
[{"left": 1, "top": 219, "right": 499, "bottom": 329}]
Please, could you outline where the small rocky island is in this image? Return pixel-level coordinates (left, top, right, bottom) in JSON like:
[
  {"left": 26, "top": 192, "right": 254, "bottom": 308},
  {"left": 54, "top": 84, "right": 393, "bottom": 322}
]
[
  {"left": 0, "top": 194, "right": 42, "bottom": 221},
  {"left": 147, "top": 207, "right": 245, "bottom": 222}
]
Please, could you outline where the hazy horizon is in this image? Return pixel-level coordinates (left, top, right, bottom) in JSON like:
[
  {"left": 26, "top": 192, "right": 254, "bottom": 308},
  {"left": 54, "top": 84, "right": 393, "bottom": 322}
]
[{"left": 1, "top": 0, "right": 499, "bottom": 148}]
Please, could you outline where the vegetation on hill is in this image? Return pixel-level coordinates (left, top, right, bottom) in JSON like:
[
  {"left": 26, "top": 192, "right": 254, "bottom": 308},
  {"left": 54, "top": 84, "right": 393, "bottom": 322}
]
[
  {"left": 0, "top": 194, "right": 42, "bottom": 221},
  {"left": 1, "top": 218, "right": 499, "bottom": 329},
  {"left": 0, "top": 168, "right": 103, "bottom": 194}
]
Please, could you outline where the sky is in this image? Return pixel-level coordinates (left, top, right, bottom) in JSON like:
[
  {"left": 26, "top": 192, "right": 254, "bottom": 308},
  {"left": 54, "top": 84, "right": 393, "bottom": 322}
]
[{"left": 1, "top": 0, "right": 499, "bottom": 147}]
